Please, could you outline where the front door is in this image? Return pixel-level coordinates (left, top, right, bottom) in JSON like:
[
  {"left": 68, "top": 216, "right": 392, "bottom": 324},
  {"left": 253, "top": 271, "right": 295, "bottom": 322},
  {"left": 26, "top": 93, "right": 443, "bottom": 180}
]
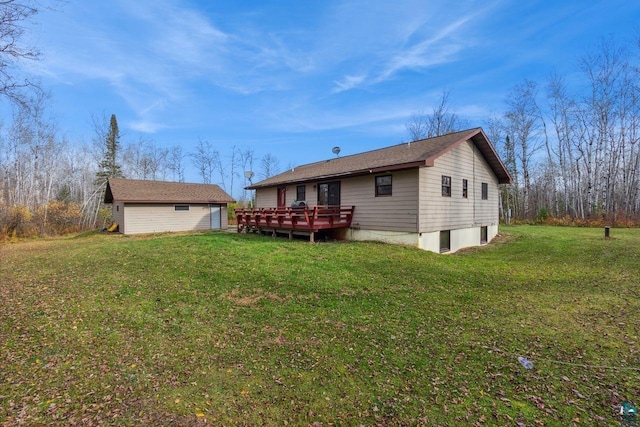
[
  {"left": 210, "top": 205, "right": 221, "bottom": 229},
  {"left": 277, "top": 186, "right": 287, "bottom": 207}
]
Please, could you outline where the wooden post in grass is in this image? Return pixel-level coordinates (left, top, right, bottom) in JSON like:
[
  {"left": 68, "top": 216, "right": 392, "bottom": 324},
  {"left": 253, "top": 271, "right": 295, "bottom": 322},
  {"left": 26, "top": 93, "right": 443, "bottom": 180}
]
[{"left": 605, "top": 226, "right": 610, "bottom": 239}]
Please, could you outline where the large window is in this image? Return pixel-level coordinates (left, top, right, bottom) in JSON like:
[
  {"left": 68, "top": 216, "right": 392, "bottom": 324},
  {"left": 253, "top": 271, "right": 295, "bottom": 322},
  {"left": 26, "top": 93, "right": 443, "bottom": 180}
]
[
  {"left": 318, "top": 181, "right": 341, "bottom": 205},
  {"left": 296, "top": 185, "right": 306, "bottom": 201},
  {"left": 440, "top": 230, "right": 451, "bottom": 253},
  {"left": 375, "top": 175, "right": 392, "bottom": 197},
  {"left": 481, "top": 182, "right": 488, "bottom": 200},
  {"left": 441, "top": 176, "right": 451, "bottom": 197},
  {"left": 462, "top": 179, "right": 468, "bottom": 198}
]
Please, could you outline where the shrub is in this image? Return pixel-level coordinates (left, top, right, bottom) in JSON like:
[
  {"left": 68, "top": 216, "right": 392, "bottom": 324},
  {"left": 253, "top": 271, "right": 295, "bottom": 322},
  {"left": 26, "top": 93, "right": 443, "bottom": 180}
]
[
  {"left": 536, "top": 207, "right": 550, "bottom": 222},
  {"left": 0, "top": 204, "right": 37, "bottom": 240},
  {"left": 34, "top": 201, "right": 83, "bottom": 235}
]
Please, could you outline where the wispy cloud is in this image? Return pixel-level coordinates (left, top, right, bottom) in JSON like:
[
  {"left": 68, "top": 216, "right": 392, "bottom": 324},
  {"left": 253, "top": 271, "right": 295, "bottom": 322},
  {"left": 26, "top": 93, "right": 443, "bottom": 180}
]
[
  {"left": 323, "top": 2, "right": 483, "bottom": 94},
  {"left": 332, "top": 74, "right": 367, "bottom": 93},
  {"left": 34, "top": 0, "right": 506, "bottom": 140},
  {"left": 260, "top": 98, "right": 417, "bottom": 134},
  {"left": 128, "top": 119, "right": 169, "bottom": 133},
  {"left": 374, "top": 15, "right": 473, "bottom": 83}
]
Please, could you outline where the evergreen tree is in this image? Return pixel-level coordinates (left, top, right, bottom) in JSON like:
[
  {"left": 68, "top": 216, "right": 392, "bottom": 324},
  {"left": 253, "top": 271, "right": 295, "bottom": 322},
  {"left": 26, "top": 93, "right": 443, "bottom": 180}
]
[{"left": 95, "top": 114, "right": 123, "bottom": 185}]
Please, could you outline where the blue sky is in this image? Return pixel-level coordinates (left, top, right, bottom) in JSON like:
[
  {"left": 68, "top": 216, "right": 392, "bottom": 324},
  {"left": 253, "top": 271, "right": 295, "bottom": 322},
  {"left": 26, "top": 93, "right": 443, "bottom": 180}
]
[{"left": 22, "top": 0, "right": 640, "bottom": 183}]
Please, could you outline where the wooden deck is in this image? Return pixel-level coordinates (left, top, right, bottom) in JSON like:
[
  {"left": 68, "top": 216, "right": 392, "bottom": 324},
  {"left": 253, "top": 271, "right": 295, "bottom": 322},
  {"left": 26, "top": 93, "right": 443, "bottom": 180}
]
[{"left": 234, "top": 206, "right": 355, "bottom": 242}]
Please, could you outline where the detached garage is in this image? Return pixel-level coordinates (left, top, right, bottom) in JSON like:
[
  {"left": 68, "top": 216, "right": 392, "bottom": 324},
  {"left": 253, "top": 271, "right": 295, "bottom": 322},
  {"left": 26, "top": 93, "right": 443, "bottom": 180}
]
[{"left": 104, "top": 178, "right": 235, "bottom": 235}]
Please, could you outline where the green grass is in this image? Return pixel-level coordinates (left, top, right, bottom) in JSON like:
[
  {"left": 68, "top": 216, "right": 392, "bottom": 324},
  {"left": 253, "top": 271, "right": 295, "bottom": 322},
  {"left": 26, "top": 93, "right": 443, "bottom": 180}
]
[{"left": 1, "top": 226, "right": 639, "bottom": 425}]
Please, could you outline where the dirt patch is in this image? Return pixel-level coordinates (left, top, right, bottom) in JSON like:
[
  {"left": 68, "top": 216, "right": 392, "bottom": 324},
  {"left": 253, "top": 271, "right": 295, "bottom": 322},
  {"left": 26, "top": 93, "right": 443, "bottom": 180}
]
[{"left": 223, "top": 288, "right": 284, "bottom": 307}]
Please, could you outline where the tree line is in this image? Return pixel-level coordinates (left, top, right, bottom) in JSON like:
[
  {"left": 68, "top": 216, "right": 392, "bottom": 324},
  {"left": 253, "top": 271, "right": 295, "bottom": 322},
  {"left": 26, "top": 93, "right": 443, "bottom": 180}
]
[
  {"left": 407, "top": 37, "right": 640, "bottom": 224},
  {"left": 0, "top": 105, "right": 282, "bottom": 238},
  {"left": 494, "top": 36, "right": 640, "bottom": 223}
]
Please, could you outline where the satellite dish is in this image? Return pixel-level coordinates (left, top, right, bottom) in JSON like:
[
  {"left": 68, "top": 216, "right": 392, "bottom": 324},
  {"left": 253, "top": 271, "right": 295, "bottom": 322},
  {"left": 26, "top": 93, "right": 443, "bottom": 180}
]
[{"left": 332, "top": 146, "right": 341, "bottom": 157}]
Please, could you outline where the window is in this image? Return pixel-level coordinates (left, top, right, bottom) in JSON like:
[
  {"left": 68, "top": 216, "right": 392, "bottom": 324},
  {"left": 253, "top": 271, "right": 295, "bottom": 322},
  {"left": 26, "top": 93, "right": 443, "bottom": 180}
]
[
  {"left": 440, "top": 230, "right": 451, "bottom": 253},
  {"left": 462, "top": 179, "right": 468, "bottom": 198},
  {"left": 318, "top": 181, "right": 341, "bottom": 205},
  {"left": 375, "top": 175, "right": 392, "bottom": 197},
  {"left": 441, "top": 176, "right": 451, "bottom": 197},
  {"left": 480, "top": 226, "right": 488, "bottom": 244},
  {"left": 174, "top": 205, "right": 190, "bottom": 211},
  {"left": 481, "top": 182, "right": 488, "bottom": 200},
  {"left": 296, "top": 185, "right": 306, "bottom": 202},
  {"left": 116, "top": 205, "right": 119, "bottom": 212}
]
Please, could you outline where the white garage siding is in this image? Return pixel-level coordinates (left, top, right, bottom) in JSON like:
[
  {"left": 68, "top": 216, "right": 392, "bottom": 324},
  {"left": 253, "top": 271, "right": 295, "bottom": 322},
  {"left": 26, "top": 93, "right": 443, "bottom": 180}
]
[{"left": 122, "top": 203, "right": 227, "bottom": 234}]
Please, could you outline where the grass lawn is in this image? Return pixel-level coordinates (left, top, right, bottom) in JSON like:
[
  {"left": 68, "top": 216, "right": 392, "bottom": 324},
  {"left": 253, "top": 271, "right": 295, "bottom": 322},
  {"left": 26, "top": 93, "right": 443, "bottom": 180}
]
[{"left": 1, "top": 226, "right": 640, "bottom": 426}]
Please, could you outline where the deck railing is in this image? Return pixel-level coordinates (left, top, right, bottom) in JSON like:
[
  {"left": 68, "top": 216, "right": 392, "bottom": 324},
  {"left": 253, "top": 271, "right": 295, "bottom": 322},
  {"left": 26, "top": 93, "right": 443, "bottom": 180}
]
[{"left": 234, "top": 205, "right": 355, "bottom": 234}]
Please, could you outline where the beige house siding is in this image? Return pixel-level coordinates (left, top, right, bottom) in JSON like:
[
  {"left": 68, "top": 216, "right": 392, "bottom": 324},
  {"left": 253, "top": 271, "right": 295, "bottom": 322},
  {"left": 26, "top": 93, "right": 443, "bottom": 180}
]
[
  {"left": 418, "top": 140, "right": 499, "bottom": 233},
  {"left": 254, "top": 169, "right": 418, "bottom": 233},
  {"left": 296, "top": 183, "right": 318, "bottom": 206},
  {"left": 256, "top": 187, "right": 277, "bottom": 208},
  {"left": 256, "top": 184, "right": 319, "bottom": 208},
  {"left": 122, "top": 203, "right": 215, "bottom": 234},
  {"left": 342, "top": 170, "right": 418, "bottom": 232}
]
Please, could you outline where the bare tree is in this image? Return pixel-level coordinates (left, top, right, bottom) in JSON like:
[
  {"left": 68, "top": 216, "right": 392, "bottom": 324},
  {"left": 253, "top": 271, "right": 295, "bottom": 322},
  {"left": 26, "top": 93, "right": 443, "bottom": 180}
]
[
  {"left": 259, "top": 153, "right": 280, "bottom": 180},
  {"left": 5, "top": 92, "right": 57, "bottom": 210},
  {"left": 122, "top": 137, "right": 169, "bottom": 181},
  {"left": 238, "top": 147, "right": 254, "bottom": 203},
  {"left": 167, "top": 145, "right": 186, "bottom": 182},
  {"left": 576, "top": 37, "right": 627, "bottom": 217},
  {"left": 547, "top": 71, "right": 581, "bottom": 218},
  {"left": 190, "top": 139, "right": 218, "bottom": 184},
  {"left": 493, "top": 36, "right": 640, "bottom": 222},
  {"left": 0, "top": 0, "right": 41, "bottom": 108},
  {"left": 406, "top": 90, "right": 468, "bottom": 141},
  {"left": 405, "top": 111, "right": 430, "bottom": 141},
  {"left": 227, "top": 146, "right": 240, "bottom": 199},
  {"left": 504, "top": 79, "right": 543, "bottom": 218},
  {"left": 212, "top": 149, "right": 227, "bottom": 191}
]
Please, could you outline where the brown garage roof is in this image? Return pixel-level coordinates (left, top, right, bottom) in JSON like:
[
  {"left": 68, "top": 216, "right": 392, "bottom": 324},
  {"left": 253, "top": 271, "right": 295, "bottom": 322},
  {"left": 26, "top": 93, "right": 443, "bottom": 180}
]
[
  {"left": 248, "top": 128, "right": 512, "bottom": 189},
  {"left": 104, "top": 178, "right": 235, "bottom": 204}
]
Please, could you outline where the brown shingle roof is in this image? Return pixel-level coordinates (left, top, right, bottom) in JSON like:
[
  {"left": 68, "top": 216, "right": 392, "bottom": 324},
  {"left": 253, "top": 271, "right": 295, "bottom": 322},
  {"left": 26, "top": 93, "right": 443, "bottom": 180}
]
[
  {"left": 104, "top": 178, "right": 235, "bottom": 204},
  {"left": 249, "top": 128, "right": 512, "bottom": 189}
]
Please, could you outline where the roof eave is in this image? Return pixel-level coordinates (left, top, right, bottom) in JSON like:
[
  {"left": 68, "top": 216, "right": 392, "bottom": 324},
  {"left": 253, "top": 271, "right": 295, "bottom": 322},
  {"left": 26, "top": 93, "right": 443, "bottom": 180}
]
[{"left": 247, "top": 160, "right": 428, "bottom": 189}]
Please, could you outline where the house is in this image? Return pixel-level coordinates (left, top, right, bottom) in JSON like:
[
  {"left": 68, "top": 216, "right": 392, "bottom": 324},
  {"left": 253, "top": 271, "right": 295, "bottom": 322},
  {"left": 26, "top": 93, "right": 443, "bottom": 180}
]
[
  {"left": 240, "top": 128, "right": 511, "bottom": 253},
  {"left": 104, "top": 178, "right": 235, "bottom": 235}
]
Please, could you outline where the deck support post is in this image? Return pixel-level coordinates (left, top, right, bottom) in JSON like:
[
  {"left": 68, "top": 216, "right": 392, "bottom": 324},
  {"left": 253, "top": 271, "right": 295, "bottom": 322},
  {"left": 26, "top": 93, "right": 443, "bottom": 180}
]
[
  {"left": 310, "top": 231, "right": 315, "bottom": 243},
  {"left": 288, "top": 230, "right": 293, "bottom": 239}
]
